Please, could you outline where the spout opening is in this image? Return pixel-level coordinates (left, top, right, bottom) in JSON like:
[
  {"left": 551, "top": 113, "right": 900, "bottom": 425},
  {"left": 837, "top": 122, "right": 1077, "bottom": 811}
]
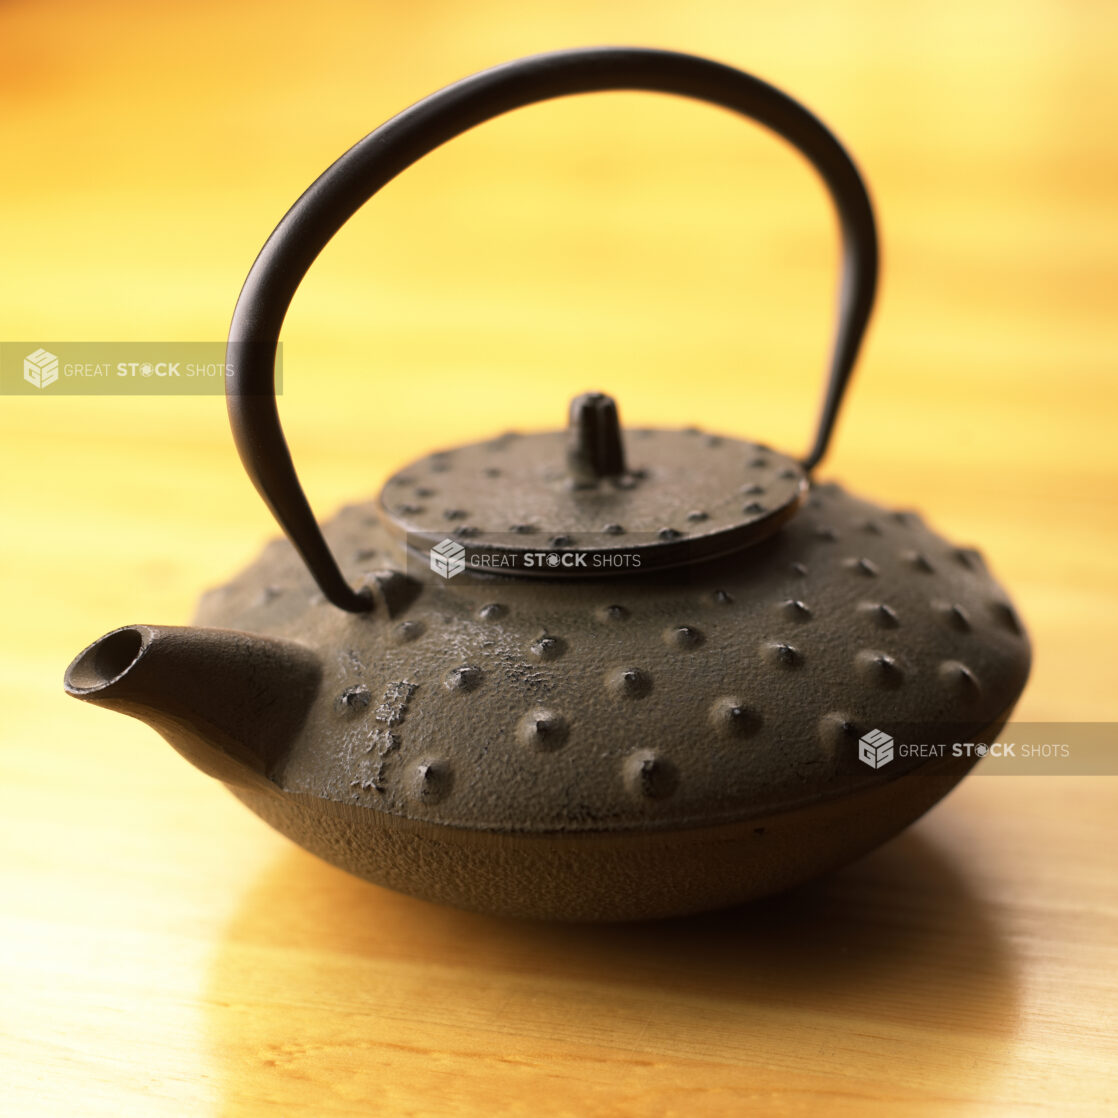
[{"left": 66, "top": 627, "right": 146, "bottom": 695}]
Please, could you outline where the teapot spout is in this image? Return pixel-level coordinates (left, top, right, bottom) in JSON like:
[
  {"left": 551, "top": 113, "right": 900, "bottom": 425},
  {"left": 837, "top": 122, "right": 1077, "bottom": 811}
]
[{"left": 65, "top": 625, "right": 322, "bottom": 792}]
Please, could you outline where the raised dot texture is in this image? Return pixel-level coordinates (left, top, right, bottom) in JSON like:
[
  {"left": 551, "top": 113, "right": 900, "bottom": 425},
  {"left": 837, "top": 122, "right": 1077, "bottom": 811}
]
[
  {"left": 607, "top": 667, "right": 652, "bottom": 699},
  {"left": 225, "top": 464, "right": 1032, "bottom": 845},
  {"left": 517, "top": 709, "right": 569, "bottom": 751},
  {"left": 991, "top": 601, "right": 1023, "bottom": 634},
  {"left": 411, "top": 759, "right": 453, "bottom": 804},
  {"left": 845, "top": 557, "right": 880, "bottom": 578},
  {"left": 335, "top": 685, "right": 371, "bottom": 715},
  {"left": 597, "top": 604, "right": 629, "bottom": 622},
  {"left": 777, "top": 599, "right": 812, "bottom": 622},
  {"left": 392, "top": 619, "right": 425, "bottom": 643},
  {"left": 664, "top": 625, "right": 704, "bottom": 650},
  {"left": 709, "top": 698, "right": 762, "bottom": 738},
  {"left": 624, "top": 751, "right": 678, "bottom": 800},
  {"left": 858, "top": 602, "right": 900, "bottom": 628},
  {"left": 529, "top": 634, "right": 567, "bottom": 661},
  {"left": 902, "top": 550, "right": 935, "bottom": 573},
  {"left": 934, "top": 602, "right": 971, "bottom": 632},
  {"left": 954, "top": 547, "right": 985, "bottom": 571},
  {"left": 444, "top": 665, "right": 483, "bottom": 692},
  {"left": 762, "top": 641, "right": 803, "bottom": 668},
  {"left": 856, "top": 650, "right": 905, "bottom": 689},
  {"left": 818, "top": 712, "right": 861, "bottom": 758},
  {"left": 939, "top": 660, "right": 980, "bottom": 700}
]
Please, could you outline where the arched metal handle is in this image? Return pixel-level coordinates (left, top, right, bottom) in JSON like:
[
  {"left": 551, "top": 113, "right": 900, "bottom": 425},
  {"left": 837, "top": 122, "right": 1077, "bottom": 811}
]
[{"left": 226, "top": 46, "right": 879, "bottom": 613}]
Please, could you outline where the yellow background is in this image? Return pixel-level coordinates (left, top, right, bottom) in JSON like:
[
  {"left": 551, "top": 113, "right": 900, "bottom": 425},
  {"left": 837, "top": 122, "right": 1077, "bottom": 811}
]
[{"left": 1, "top": 1, "right": 1116, "bottom": 1115}]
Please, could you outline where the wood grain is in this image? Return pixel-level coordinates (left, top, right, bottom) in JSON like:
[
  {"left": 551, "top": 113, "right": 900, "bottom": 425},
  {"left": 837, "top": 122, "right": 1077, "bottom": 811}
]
[{"left": 2, "top": 1, "right": 1116, "bottom": 1114}]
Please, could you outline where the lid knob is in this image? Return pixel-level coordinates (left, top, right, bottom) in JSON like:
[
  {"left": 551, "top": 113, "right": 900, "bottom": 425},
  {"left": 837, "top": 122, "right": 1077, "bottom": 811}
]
[{"left": 567, "top": 392, "right": 627, "bottom": 484}]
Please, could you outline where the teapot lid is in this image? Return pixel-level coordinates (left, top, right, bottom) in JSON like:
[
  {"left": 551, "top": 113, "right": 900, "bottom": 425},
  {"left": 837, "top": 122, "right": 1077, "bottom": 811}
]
[{"left": 379, "top": 392, "right": 807, "bottom": 577}]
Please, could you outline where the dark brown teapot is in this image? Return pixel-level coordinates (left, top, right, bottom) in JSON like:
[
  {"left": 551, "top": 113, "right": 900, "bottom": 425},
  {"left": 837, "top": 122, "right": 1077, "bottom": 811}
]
[{"left": 65, "top": 48, "right": 1030, "bottom": 921}]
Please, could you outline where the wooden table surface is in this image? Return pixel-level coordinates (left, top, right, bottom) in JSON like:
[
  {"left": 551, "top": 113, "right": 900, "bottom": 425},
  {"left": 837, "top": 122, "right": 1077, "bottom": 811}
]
[{"left": 2, "top": 2, "right": 1116, "bottom": 1114}]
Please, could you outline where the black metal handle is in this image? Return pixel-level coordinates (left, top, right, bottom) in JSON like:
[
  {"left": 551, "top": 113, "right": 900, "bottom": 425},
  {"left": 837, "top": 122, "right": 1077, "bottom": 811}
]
[{"left": 226, "top": 46, "right": 879, "bottom": 613}]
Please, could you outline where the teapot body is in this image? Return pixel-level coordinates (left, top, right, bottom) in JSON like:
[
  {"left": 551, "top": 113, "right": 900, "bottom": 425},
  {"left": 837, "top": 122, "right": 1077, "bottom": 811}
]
[{"left": 187, "top": 475, "right": 1028, "bottom": 920}]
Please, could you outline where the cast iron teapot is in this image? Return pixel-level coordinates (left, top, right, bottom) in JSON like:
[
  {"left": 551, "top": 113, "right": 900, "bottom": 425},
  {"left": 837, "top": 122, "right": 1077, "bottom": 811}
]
[{"left": 65, "top": 48, "right": 1030, "bottom": 920}]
